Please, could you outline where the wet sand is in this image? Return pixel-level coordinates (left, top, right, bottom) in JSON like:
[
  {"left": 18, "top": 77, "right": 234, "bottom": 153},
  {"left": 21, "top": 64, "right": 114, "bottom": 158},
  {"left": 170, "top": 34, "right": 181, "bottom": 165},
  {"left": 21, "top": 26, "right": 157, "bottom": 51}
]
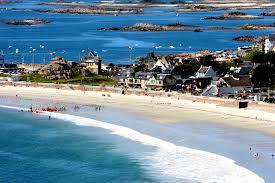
[{"left": 0, "top": 85, "right": 275, "bottom": 136}]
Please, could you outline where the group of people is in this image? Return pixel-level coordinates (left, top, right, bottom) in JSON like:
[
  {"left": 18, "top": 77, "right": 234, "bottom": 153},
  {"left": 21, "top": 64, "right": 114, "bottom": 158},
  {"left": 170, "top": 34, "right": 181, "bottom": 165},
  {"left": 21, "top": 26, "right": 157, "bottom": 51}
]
[{"left": 249, "top": 147, "right": 275, "bottom": 160}]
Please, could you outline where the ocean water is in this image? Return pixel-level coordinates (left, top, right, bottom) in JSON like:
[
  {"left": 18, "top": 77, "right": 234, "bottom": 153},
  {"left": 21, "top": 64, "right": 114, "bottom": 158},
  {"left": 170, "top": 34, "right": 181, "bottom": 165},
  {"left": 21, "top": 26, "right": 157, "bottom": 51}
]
[
  {"left": 0, "top": 0, "right": 274, "bottom": 64},
  {"left": 0, "top": 108, "right": 156, "bottom": 183},
  {"left": 1, "top": 100, "right": 275, "bottom": 182}
]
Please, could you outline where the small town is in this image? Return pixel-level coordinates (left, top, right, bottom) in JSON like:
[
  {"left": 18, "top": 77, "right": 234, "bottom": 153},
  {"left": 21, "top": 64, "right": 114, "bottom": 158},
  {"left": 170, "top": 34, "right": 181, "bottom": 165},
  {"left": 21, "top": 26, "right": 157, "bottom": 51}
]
[
  {"left": 1, "top": 0, "right": 275, "bottom": 182},
  {"left": 0, "top": 34, "right": 274, "bottom": 105}
]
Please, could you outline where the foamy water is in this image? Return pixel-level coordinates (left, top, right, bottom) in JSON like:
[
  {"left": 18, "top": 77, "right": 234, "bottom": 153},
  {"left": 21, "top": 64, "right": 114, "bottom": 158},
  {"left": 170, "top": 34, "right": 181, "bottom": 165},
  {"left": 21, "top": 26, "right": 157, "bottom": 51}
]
[{"left": 0, "top": 105, "right": 264, "bottom": 183}]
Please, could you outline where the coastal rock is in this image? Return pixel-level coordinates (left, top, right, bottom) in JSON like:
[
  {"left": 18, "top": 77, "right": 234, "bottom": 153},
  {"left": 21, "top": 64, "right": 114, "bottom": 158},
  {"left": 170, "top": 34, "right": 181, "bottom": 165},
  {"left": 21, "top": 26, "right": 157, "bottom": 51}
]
[{"left": 39, "top": 57, "right": 73, "bottom": 80}]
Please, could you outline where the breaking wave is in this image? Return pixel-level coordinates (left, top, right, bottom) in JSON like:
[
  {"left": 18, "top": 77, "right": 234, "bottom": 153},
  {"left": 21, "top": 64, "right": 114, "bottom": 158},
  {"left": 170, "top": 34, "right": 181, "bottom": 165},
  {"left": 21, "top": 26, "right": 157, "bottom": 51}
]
[{"left": 0, "top": 105, "right": 264, "bottom": 183}]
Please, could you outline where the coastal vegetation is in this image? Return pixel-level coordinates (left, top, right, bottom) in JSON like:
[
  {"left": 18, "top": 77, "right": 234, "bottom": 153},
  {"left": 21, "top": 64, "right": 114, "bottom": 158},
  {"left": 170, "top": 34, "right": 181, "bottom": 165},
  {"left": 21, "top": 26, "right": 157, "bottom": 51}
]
[
  {"left": 242, "top": 49, "right": 275, "bottom": 88},
  {"left": 19, "top": 73, "right": 117, "bottom": 86}
]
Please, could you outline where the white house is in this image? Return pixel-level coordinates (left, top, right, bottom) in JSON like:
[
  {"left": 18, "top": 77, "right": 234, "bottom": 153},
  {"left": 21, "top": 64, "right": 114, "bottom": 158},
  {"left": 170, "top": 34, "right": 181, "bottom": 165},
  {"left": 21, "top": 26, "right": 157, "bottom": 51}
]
[
  {"left": 202, "top": 75, "right": 252, "bottom": 96},
  {"left": 81, "top": 52, "right": 102, "bottom": 74},
  {"left": 150, "top": 57, "right": 173, "bottom": 72},
  {"left": 194, "top": 66, "right": 217, "bottom": 78},
  {"left": 265, "top": 34, "right": 275, "bottom": 53},
  {"left": 229, "top": 61, "right": 252, "bottom": 75},
  {"left": 145, "top": 74, "right": 177, "bottom": 90}
]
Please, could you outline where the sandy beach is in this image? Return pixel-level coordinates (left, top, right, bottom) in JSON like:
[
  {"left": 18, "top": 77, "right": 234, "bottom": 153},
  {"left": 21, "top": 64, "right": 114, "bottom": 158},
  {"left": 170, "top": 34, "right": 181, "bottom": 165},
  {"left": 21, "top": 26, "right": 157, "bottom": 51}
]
[{"left": 0, "top": 85, "right": 275, "bottom": 136}]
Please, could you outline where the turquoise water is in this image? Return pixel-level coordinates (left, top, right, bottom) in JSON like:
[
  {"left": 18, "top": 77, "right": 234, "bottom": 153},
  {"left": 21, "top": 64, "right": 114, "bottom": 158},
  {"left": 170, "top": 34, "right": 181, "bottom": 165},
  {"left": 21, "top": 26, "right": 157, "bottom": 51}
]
[
  {"left": 0, "top": 1, "right": 274, "bottom": 64},
  {"left": 0, "top": 108, "right": 155, "bottom": 183},
  {"left": 1, "top": 98, "right": 275, "bottom": 182}
]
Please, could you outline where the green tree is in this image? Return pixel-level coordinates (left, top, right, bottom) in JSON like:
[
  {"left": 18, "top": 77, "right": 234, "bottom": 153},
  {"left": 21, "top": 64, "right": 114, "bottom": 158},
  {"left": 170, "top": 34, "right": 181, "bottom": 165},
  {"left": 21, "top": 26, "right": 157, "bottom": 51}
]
[
  {"left": 172, "top": 62, "right": 202, "bottom": 78},
  {"left": 264, "top": 51, "right": 275, "bottom": 64},
  {"left": 242, "top": 49, "right": 265, "bottom": 64},
  {"left": 252, "top": 65, "right": 274, "bottom": 87},
  {"left": 133, "top": 64, "right": 147, "bottom": 72}
]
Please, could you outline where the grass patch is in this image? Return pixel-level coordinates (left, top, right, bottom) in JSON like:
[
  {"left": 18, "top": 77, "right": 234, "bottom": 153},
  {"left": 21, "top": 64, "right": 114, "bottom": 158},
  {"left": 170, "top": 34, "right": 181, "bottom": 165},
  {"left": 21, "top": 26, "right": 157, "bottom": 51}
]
[
  {"left": 19, "top": 73, "right": 52, "bottom": 83},
  {"left": 0, "top": 73, "right": 9, "bottom": 77},
  {"left": 19, "top": 73, "right": 117, "bottom": 86}
]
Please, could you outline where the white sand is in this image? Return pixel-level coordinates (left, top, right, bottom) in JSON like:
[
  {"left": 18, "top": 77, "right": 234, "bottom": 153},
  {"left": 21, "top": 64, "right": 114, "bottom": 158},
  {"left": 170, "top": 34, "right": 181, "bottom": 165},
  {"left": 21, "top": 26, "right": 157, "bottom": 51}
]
[{"left": 0, "top": 85, "right": 275, "bottom": 136}]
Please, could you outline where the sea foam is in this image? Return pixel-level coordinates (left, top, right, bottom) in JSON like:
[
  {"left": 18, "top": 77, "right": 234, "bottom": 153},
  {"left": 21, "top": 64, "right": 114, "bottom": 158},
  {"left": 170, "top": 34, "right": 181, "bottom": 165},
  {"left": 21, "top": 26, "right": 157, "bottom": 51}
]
[{"left": 0, "top": 105, "right": 265, "bottom": 183}]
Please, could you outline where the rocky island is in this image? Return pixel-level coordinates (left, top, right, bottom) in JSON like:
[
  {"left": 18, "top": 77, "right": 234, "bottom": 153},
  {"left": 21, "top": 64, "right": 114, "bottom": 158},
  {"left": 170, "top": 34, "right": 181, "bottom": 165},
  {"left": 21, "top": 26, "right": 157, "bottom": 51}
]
[
  {"left": 36, "top": 6, "right": 144, "bottom": 15},
  {"left": 232, "top": 35, "right": 266, "bottom": 43},
  {"left": 98, "top": 23, "right": 202, "bottom": 32},
  {"left": 0, "top": 0, "right": 21, "bottom": 4},
  {"left": 98, "top": 22, "right": 275, "bottom": 32},
  {"left": 260, "top": 11, "right": 275, "bottom": 16},
  {"left": 203, "top": 11, "right": 263, "bottom": 20},
  {"left": 2, "top": 18, "right": 49, "bottom": 26},
  {"left": 176, "top": 5, "right": 222, "bottom": 12},
  {"left": 240, "top": 23, "right": 275, "bottom": 30}
]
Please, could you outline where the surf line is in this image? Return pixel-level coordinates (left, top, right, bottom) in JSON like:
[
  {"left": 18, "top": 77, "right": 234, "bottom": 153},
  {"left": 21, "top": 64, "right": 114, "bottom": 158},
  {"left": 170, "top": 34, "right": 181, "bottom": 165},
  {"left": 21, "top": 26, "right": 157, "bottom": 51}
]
[{"left": 0, "top": 104, "right": 265, "bottom": 183}]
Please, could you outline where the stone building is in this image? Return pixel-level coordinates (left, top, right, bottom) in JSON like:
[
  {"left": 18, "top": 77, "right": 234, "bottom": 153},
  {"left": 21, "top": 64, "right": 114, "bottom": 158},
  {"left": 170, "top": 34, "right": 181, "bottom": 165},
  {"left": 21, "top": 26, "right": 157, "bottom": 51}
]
[{"left": 81, "top": 52, "right": 102, "bottom": 74}]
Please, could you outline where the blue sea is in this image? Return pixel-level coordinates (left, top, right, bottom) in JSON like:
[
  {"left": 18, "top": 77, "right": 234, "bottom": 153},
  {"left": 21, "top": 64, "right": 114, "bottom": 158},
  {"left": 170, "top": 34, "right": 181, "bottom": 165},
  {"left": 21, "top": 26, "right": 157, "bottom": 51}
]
[
  {"left": 0, "top": 108, "right": 157, "bottom": 183},
  {"left": 1, "top": 97, "right": 275, "bottom": 182},
  {"left": 0, "top": 0, "right": 274, "bottom": 64}
]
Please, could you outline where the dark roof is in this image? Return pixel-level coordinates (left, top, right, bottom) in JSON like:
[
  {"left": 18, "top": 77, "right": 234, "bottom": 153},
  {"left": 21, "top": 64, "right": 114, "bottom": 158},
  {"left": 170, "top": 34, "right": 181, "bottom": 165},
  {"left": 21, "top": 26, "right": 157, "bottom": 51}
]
[
  {"left": 238, "top": 66, "right": 250, "bottom": 75},
  {"left": 222, "top": 75, "right": 252, "bottom": 87},
  {"left": 118, "top": 71, "right": 135, "bottom": 79},
  {"left": 134, "top": 71, "right": 154, "bottom": 80},
  {"left": 146, "top": 52, "right": 157, "bottom": 62},
  {"left": 156, "top": 74, "right": 175, "bottom": 80},
  {"left": 81, "top": 51, "right": 101, "bottom": 62},
  {"left": 268, "top": 34, "right": 275, "bottom": 42},
  {"left": 197, "top": 66, "right": 209, "bottom": 74}
]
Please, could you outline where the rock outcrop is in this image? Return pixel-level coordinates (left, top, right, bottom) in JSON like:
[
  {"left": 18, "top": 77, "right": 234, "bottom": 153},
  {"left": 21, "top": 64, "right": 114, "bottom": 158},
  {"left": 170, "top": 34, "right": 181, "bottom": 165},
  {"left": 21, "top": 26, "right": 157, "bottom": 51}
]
[{"left": 39, "top": 57, "right": 73, "bottom": 80}]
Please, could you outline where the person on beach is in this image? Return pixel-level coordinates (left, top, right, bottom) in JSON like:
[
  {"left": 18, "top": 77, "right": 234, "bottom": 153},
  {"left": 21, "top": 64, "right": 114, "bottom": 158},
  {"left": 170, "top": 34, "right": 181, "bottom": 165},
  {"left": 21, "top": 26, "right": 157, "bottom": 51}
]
[{"left": 49, "top": 115, "right": 51, "bottom": 120}]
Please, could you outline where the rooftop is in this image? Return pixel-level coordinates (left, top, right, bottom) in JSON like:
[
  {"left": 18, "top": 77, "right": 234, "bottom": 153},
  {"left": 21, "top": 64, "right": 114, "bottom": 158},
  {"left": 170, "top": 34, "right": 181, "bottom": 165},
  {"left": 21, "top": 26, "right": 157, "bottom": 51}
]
[
  {"left": 268, "top": 34, "right": 275, "bottom": 42},
  {"left": 197, "top": 66, "right": 210, "bottom": 74},
  {"left": 222, "top": 75, "right": 252, "bottom": 87}
]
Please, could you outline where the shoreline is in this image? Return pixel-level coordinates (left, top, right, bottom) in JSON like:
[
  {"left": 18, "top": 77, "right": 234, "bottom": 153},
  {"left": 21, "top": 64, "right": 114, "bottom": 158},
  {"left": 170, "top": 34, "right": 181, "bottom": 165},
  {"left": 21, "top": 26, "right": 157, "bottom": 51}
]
[
  {"left": 0, "top": 104, "right": 267, "bottom": 183},
  {"left": 0, "top": 84, "right": 275, "bottom": 136}
]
